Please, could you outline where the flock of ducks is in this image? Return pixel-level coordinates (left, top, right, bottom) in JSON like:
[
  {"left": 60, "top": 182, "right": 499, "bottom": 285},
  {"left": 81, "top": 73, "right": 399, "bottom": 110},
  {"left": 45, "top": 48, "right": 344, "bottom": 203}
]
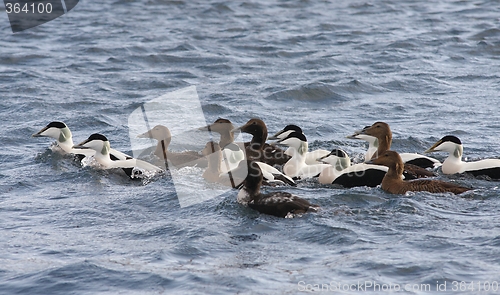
[{"left": 33, "top": 119, "right": 500, "bottom": 218}]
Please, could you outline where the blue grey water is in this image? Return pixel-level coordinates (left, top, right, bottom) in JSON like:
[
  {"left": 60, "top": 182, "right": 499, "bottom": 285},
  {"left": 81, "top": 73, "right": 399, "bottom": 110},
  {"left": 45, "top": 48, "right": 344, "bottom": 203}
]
[{"left": 1, "top": 0, "right": 500, "bottom": 294}]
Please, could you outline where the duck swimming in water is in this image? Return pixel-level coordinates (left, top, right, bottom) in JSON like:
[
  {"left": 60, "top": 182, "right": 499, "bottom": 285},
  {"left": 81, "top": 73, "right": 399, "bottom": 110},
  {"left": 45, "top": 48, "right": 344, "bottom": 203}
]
[
  {"left": 347, "top": 121, "right": 439, "bottom": 178},
  {"left": 199, "top": 118, "right": 245, "bottom": 173},
  {"left": 32, "top": 121, "right": 130, "bottom": 162},
  {"left": 201, "top": 141, "right": 295, "bottom": 187},
  {"left": 367, "top": 150, "right": 471, "bottom": 195},
  {"left": 237, "top": 160, "right": 319, "bottom": 218},
  {"left": 269, "top": 124, "right": 330, "bottom": 165},
  {"left": 137, "top": 125, "right": 208, "bottom": 169},
  {"left": 74, "top": 133, "right": 163, "bottom": 179},
  {"left": 425, "top": 135, "right": 500, "bottom": 179},
  {"left": 231, "top": 118, "right": 290, "bottom": 166},
  {"left": 317, "top": 148, "right": 389, "bottom": 187},
  {"left": 276, "top": 131, "right": 330, "bottom": 179}
]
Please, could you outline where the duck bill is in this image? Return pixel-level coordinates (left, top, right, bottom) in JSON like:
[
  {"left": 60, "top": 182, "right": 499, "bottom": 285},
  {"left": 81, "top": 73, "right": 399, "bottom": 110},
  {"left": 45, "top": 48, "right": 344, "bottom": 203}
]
[
  {"left": 137, "top": 130, "right": 153, "bottom": 139},
  {"left": 424, "top": 140, "right": 442, "bottom": 153},
  {"left": 32, "top": 127, "right": 48, "bottom": 137},
  {"left": 346, "top": 129, "right": 363, "bottom": 139},
  {"left": 268, "top": 129, "right": 284, "bottom": 140},
  {"left": 197, "top": 122, "right": 213, "bottom": 132},
  {"left": 316, "top": 155, "right": 329, "bottom": 164},
  {"left": 230, "top": 126, "right": 242, "bottom": 133},
  {"left": 73, "top": 139, "right": 91, "bottom": 149}
]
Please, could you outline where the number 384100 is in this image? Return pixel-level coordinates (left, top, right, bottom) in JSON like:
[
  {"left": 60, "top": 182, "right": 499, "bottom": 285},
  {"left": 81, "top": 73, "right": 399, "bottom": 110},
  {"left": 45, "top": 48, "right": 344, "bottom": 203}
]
[
  {"left": 452, "top": 281, "right": 499, "bottom": 292},
  {"left": 5, "top": 2, "right": 53, "bottom": 14}
]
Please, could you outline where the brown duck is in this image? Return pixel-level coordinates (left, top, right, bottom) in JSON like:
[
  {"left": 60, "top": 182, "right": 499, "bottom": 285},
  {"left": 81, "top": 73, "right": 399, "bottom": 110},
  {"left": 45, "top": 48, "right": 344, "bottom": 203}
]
[
  {"left": 232, "top": 118, "right": 291, "bottom": 166},
  {"left": 348, "top": 121, "right": 440, "bottom": 178},
  {"left": 238, "top": 160, "right": 319, "bottom": 218},
  {"left": 368, "top": 151, "right": 471, "bottom": 195}
]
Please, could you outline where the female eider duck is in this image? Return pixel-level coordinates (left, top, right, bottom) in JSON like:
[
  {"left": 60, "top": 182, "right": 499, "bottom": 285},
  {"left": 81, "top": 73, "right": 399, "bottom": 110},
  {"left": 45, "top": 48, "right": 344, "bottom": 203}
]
[
  {"left": 137, "top": 125, "right": 207, "bottom": 169},
  {"left": 317, "top": 148, "right": 389, "bottom": 187},
  {"left": 269, "top": 124, "right": 330, "bottom": 165},
  {"left": 425, "top": 135, "right": 500, "bottom": 179},
  {"left": 237, "top": 160, "right": 319, "bottom": 218},
  {"left": 347, "top": 121, "right": 439, "bottom": 178},
  {"left": 201, "top": 142, "right": 295, "bottom": 187},
  {"left": 231, "top": 118, "right": 290, "bottom": 166},
  {"left": 74, "top": 133, "right": 162, "bottom": 179},
  {"left": 32, "top": 121, "right": 130, "bottom": 162},
  {"left": 367, "top": 150, "right": 470, "bottom": 195},
  {"left": 276, "top": 131, "right": 330, "bottom": 179},
  {"left": 199, "top": 118, "right": 245, "bottom": 173}
]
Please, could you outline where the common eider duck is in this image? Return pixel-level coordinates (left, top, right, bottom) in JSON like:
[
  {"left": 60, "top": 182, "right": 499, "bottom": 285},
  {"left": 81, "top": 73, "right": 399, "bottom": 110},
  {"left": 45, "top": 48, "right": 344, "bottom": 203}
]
[
  {"left": 74, "top": 133, "right": 162, "bottom": 179},
  {"left": 276, "top": 132, "right": 330, "bottom": 179},
  {"left": 201, "top": 142, "right": 294, "bottom": 187},
  {"left": 137, "top": 125, "right": 208, "bottom": 169},
  {"left": 232, "top": 118, "right": 290, "bottom": 166},
  {"left": 347, "top": 121, "right": 439, "bottom": 178},
  {"left": 199, "top": 118, "right": 245, "bottom": 172},
  {"left": 425, "top": 135, "right": 500, "bottom": 179},
  {"left": 32, "top": 121, "right": 130, "bottom": 162},
  {"left": 317, "top": 148, "right": 388, "bottom": 187},
  {"left": 269, "top": 124, "right": 330, "bottom": 165},
  {"left": 237, "top": 160, "right": 319, "bottom": 218},
  {"left": 367, "top": 150, "right": 471, "bottom": 195}
]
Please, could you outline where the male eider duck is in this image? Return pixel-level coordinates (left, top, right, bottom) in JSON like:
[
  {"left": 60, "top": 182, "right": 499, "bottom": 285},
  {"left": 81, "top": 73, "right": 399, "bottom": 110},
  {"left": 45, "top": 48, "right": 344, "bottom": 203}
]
[
  {"left": 74, "top": 133, "right": 162, "bottom": 179},
  {"left": 238, "top": 160, "right": 319, "bottom": 218},
  {"left": 367, "top": 151, "right": 470, "bottom": 195},
  {"left": 276, "top": 131, "right": 330, "bottom": 179},
  {"left": 201, "top": 142, "right": 295, "bottom": 187},
  {"left": 33, "top": 121, "right": 130, "bottom": 162},
  {"left": 347, "top": 121, "right": 439, "bottom": 178},
  {"left": 231, "top": 118, "right": 290, "bottom": 166},
  {"left": 269, "top": 124, "right": 330, "bottom": 165},
  {"left": 317, "top": 148, "right": 389, "bottom": 187},
  {"left": 425, "top": 135, "right": 500, "bottom": 179},
  {"left": 199, "top": 118, "right": 245, "bottom": 172},
  {"left": 137, "top": 125, "right": 207, "bottom": 169}
]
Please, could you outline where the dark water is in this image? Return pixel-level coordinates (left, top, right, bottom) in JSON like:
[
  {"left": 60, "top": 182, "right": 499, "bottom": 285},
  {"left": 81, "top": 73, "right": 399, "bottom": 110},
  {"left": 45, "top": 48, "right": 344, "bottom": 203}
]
[{"left": 1, "top": 0, "right": 500, "bottom": 294}]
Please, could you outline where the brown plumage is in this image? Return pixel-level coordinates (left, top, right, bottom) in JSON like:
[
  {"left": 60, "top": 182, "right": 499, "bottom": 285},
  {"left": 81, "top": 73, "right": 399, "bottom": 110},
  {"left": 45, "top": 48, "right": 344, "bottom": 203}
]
[
  {"left": 201, "top": 118, "right": 290, "bottom": 166},
  {"left": 368, "top": 151, "right": 471, "bottom": 195},
  {"left": 234, "top": 118, "right": 291, "bottom": 166},
  {"left": 351, "top": 121, "right": 435, "bottom": 178},
  {"left": 239, "top": 160, "right": 319, "bottom": 218}
]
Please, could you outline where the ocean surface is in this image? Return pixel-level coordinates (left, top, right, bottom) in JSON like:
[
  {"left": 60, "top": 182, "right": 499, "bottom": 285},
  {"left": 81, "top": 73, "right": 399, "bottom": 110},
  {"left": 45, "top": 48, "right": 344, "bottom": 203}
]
[{"left": 1, "top": 0, "right": 500, "bottom": 294}]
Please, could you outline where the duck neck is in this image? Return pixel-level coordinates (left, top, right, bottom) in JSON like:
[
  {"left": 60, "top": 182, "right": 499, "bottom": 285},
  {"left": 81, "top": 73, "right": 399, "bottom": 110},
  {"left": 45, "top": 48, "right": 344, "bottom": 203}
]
[
  {"left": 218, "top": 130, "right": 234, "bottom": 148},
  {"left": 250, "top": 129, "right": 267, "bottom": 149},
  {"left": 58, "top": 128, "right": 74, "bottom": 153},
  {"left": 245, "top": 162, "right": 262, "bottom": 198},
  {"left": 442, "top": 145, "right": 463, "bottom": 172},
  {"left": 94, "top": 142, "right": 112, "bottom": 167},
  {"left": 386, "top": 162, "right": 404, "bottom": 179},
  {"left": 155, "top": 138, "right": 171, "bottom": 160},
  {"left": 207, "top": 149, "right": 222, "bottom": 174},
  {"left": 370, "top": 135, "right": 391, "bottom": 160}
]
